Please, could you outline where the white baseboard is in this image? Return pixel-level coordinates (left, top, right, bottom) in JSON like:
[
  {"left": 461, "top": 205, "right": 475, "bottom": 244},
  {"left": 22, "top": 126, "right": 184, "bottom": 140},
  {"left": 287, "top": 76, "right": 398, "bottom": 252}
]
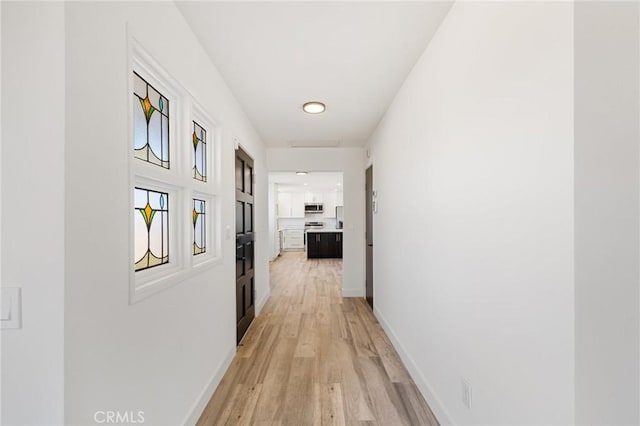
[
  {"left": 182, "top": 345, "right": 236, "bottom": 426},
  {"left": 373, "top": 307, "right": 456, "bottom": 426},
  {"left": 342, "top": 287, "right": 364, "bottom": 297}
]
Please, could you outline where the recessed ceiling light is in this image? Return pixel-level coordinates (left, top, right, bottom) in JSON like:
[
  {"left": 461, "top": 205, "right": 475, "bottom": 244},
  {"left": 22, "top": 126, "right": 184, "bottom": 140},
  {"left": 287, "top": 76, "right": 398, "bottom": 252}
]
[
  {"left": 337, "top": 183, "right": 342, "bottom": 186},
  {"left": 303, "top": 101, "right": 325, "bottom": 114},
  {"left": 303, "top": 183, "right": 308, "bottom": 186},
  {"left": 296, "top": 171, "right": 308, "bottom": 175}
]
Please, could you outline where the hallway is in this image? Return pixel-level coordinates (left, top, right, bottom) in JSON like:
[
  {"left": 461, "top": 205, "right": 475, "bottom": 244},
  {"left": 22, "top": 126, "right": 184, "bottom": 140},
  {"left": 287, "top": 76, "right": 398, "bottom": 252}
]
[
  {"left": 197, "top": 252, "right": 438, "bottom": 425},
  {"left": 5, "top": 2, "right": 640, "bottom": 424}
]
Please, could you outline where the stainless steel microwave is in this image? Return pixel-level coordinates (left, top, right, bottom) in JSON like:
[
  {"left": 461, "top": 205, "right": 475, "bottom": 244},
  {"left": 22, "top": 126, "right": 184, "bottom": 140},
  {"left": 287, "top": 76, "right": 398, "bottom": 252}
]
[{"left": 304, "top": 203, "right": 323, "bottom": 213}]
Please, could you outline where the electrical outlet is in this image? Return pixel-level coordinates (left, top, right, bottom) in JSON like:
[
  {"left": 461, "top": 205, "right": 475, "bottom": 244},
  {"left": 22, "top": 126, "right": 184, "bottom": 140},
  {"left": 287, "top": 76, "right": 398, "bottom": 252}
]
[{"left": 461, "top": 379, "right": 472, "bottom": 409}]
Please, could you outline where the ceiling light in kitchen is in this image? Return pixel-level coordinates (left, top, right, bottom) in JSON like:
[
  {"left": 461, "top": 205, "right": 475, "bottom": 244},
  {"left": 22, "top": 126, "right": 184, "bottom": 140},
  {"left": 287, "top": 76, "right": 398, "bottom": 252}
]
[{"left": 296, "top": 171, "right": 308, "bottom": 176}]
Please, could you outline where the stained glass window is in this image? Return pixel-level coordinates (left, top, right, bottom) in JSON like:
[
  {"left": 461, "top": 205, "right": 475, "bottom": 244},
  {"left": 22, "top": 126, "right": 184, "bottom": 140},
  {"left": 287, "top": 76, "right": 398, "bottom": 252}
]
[
  {"left": 133, "top": 72, "right": 170, "bottom": 169},
  {"left": 193, "top": 121, "right": 207, "bottom": 182},
  {"left": 193, "top": 199, "right": 206, "bottom": 255},
  {"left": 135, "top": 188, "right": 169, "bottom": 271}
]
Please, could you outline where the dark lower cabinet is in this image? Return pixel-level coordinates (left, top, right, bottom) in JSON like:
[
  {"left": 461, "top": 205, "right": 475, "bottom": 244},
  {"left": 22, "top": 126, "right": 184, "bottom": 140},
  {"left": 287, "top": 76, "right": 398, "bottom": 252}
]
[
  {"left": 307, "top": 233, "right": 320, "bottom": 258},
  {"left": 307, "top": 232, "right": 343, "bottom": 259}
]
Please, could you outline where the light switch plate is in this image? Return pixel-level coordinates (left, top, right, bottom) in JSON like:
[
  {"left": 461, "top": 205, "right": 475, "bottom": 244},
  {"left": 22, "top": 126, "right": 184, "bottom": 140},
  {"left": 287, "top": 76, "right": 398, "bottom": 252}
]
[{"left": 1, "top": 287, "right": 22, "bottom": 329}]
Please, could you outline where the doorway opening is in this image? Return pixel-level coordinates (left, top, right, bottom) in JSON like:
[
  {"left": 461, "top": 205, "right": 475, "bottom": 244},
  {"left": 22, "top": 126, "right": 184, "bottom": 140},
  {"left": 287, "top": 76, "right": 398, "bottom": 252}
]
[{"left": 267, "top": 171, "right": 344, "bottom": 292}]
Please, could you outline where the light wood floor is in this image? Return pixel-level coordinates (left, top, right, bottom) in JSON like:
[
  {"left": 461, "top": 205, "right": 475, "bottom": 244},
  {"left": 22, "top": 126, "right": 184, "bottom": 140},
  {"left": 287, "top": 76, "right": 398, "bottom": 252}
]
[{"left": 197, "top": 251, "right": 439, "bottom": 426}]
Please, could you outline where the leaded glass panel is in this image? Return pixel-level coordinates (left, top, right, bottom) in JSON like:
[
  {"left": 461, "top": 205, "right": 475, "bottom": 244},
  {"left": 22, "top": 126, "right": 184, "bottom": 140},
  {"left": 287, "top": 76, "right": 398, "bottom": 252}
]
[
  {"left": 134, "top": 188, "right": 169, "bottom": 271},
  {"left": 193, "top": 199, "right": 206, "bottom": 255},
  {"left": 193, "top": 121, "right": 207, "bottom": 182},
  {"left": 133, "top": 72, "right": 170, "bottom": 169}
]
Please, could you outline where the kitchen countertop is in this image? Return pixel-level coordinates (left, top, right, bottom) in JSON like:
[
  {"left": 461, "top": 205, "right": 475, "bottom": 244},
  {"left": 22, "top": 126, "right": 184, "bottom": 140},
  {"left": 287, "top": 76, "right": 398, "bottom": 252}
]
[{"left": 305, "top": 228, "right": 344, "bottom": 233}]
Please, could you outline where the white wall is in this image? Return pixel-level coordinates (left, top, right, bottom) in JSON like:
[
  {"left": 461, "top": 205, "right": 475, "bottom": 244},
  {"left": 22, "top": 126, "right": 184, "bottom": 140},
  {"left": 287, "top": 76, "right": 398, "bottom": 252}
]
[
  {"left": 366, "top": 3, "right": 574, "bottom": 424},
  {"left": 574, "top": 3, "right": 640, "bottom": 424},
  {"left": 1, "top": 2, "right": 66, "bottom": 424},
  {"left": 64, "top": 2, "right": 268, "bottom": 424},
  {"left": 268, "top": 180, "right": 279, "bottom": 260},
  {"left": 268, "top": 148, "right": 365, "bottom": 297}
]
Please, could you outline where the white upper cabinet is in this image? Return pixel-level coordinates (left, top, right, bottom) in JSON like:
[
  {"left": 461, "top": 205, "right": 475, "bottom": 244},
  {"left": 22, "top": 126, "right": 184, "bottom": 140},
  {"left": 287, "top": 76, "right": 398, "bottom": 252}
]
[
  {"left": 278, "top": 191, "right": 305, "bottom": 217},
  {"left": 277, "top": 192, "right": 292, "bottom": 217},
  {"left": 304, "top": 191, "right": 323, "bottom": 203},
  {"left": 323, "top": 191, "right": 337, "bottom": 217},
  {"left": 279, "top": 188, "right": 341, "bottom": 218},
  {"left": 291, "top": 192, "right": 305, "bottom": 217}
]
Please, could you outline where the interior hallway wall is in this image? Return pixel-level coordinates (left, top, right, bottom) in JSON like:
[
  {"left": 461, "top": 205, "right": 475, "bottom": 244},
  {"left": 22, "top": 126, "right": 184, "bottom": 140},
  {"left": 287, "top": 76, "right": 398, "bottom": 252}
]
[
  {"left": 365, "top": 2, "right": 575, "bottom": 424},
  {"left": 574, "top": 2, "right": 640, "bottom": 424},
  {"left": 1, "top": 2, "right": 66, "bottom": 424},
  {"left": 64, "top": 2, "right": 268, "bottom": 424},
  {"left": 267, "top": 148, "right": 365, "bottom": 297},
  {"left": 268, "top": 179, "right": 279, "bottom": 261}
]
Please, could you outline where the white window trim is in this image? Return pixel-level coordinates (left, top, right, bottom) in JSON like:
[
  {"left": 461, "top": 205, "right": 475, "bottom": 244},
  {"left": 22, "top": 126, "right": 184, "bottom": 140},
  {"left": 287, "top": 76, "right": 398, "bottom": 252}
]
[
  {"left": 190, "top": 102, "right": 223, "bottom": 268},
  {"left": 128, "top": 38, "right": 222, "bottom": 304}
]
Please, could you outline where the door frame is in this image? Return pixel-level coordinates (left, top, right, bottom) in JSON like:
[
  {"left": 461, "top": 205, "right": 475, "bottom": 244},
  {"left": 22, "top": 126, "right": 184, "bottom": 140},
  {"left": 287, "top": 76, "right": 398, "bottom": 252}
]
[{"left": 365, "top": 165, "right": 374, "bottom": 309}]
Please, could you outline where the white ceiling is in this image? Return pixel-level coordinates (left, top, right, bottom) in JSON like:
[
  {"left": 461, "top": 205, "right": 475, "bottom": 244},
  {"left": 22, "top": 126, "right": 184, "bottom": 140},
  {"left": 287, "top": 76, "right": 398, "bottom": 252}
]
[{"left": 176, "top": 1, "right": 453, "bottom": 147}]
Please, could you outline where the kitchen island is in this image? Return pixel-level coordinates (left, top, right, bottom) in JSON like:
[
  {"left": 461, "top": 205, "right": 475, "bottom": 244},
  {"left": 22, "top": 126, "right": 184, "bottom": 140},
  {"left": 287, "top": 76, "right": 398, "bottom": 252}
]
[{"left": 306, "top": 229, "right": 343, "bottom": 259}]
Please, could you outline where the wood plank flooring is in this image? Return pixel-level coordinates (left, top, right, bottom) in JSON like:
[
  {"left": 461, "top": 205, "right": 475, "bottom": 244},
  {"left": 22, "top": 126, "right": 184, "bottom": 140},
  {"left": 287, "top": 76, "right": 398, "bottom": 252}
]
[{"left": 197, "top": 252, "right": 439, "bottom": 426}]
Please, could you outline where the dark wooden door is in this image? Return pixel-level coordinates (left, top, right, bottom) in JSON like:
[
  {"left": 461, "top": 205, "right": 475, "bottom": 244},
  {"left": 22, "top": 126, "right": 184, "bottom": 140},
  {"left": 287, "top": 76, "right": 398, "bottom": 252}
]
[
  {"left": 236, "top": 147, "right": 255, "bottom": 344},
  {"left": 365, "top": 166, "right": 373, "bottom": 309}
]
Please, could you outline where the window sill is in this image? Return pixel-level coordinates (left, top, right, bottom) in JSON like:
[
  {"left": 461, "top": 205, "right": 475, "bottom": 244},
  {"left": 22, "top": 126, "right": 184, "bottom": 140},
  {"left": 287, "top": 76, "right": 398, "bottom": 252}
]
[{"left": 130, "top": 255, "right": 223, "bottom": 304}]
